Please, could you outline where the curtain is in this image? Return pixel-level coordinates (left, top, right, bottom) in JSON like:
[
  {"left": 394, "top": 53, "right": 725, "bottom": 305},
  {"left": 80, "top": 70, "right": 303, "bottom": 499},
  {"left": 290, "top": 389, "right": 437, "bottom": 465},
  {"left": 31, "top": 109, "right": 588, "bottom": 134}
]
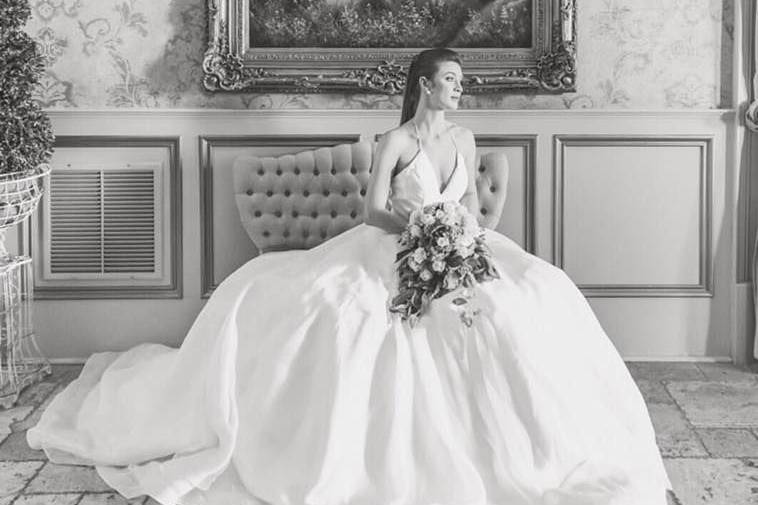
[
  {"left": 748, "top": 1, "right": 758, "bottom": 131},
  {"left": 750, "top": 0, "right": 758, "bottom": 360}
]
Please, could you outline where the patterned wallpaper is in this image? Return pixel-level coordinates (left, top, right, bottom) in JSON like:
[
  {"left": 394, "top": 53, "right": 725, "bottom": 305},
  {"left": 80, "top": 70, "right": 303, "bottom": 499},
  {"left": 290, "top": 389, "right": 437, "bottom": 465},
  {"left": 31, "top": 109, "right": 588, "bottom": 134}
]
[{"left": 26, "top": 0, "right": 733, "bottom": 109}]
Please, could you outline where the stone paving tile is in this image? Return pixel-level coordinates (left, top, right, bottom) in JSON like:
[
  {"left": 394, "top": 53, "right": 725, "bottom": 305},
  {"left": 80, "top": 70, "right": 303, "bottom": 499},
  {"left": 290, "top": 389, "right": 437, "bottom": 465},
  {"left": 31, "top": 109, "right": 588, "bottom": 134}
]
[
  {"left": 14, "top": 494, "right": 81, "bottom": 505},
  {"left": 26, "top": 464, "right": 111, "bottom": 494},
  {"left": 636, "top": 379, "right": 676, "bottom": 404},
  {"left": 0, "top": 406, "right": 34, "bottom": 434},
  {"left": 0, "top": 431, "right": 47, "bottom": 461},
  {"left": 7, "top": 362, "right": 758, "bottom": 504},
  {"left": 695, "top": 428, "right": 758, "bottom": 458},
  {"left": 696, "top": 362, "right": 758, "bottom": 382},
  {"left": 16, "top": 382, "right": 58, "bottom": 413},
  {"left": 664, "top": 457, "right": 758, "bottom": 505},
  {"left": 13, "top": 383, "right": 67, "bottom": 432},
  {"left": 648, "top": 403, "right": 708, "bottom": 457},
  {"left": 79, "top": 492, "right": 148, "bottom": 505},
  {"left": 11, "top": 367, "right": 83, "bottom": 434},
  {"left": 625, "top": 362, "right": 705, "bottom": 382},
  {"left": 46, "top": 366, "right": 83, "bottom": 385},
  {"left": 666, "top": 381, "right": 758, "bottom": 428},
  {"left": 0, "top": 461, "right": 44, "bottom": 497}
]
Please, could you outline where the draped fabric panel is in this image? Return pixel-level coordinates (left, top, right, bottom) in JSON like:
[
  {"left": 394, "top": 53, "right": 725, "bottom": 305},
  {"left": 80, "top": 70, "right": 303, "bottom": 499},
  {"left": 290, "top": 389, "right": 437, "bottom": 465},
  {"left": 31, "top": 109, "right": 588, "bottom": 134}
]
[
  {"left": 748, "top": 2, "right": 758, "bottom": 359},
  {"left": 747, "top": 2, "right": 758, "bottom": 131}
]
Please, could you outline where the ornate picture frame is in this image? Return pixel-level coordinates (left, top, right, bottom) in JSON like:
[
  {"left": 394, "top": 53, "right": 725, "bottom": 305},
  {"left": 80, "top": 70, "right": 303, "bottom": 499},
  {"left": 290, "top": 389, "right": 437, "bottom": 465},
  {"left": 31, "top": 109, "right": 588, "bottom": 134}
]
[{"left": 203, "top": 0, "right": 576, "bottom": 94}]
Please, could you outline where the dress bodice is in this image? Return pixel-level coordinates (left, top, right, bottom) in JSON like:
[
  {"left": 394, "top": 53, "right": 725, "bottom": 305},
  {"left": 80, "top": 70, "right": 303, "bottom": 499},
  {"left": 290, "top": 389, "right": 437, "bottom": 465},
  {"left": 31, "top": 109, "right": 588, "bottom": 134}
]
[{"left": 389, "top": 137, "right": 468, "bottom": 221}]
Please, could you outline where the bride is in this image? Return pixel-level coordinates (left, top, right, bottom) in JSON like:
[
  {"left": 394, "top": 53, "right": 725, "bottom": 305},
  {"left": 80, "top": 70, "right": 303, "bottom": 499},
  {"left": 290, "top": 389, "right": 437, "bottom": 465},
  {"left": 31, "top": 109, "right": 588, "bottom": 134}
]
[{"left": 28, "top": 48, "right": 672, "bottom": 505}]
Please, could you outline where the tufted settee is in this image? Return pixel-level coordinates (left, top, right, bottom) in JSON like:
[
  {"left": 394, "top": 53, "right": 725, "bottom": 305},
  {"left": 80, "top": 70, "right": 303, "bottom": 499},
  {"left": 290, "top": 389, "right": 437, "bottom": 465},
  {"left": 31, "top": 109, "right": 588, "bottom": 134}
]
[{"left": 232, "top": 141, "right": 509, "bottom": 253}]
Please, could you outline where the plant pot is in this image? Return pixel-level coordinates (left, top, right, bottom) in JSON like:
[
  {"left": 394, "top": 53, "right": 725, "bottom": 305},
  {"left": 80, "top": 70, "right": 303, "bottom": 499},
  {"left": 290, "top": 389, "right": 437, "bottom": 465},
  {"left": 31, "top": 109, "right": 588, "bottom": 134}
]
[{"left": 0, "top": 164, "right": 50, "bottom": 256}]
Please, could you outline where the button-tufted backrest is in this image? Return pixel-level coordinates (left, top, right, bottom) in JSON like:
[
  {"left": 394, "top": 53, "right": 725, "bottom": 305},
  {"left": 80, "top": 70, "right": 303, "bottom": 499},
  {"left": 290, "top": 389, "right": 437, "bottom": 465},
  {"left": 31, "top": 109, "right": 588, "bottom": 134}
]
[
  {"left": 233, "top": 141, "right": 509, "bottom": 253},
  {"left": 476, "top": 151, "right": 510, "bottom": 230}
]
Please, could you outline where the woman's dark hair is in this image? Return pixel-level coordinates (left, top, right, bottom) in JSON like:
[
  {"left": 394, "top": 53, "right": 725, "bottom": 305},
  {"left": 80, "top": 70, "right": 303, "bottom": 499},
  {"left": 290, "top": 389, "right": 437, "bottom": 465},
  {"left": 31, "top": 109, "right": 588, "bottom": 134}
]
[{"left": 400, "top": 48, "right": 462, "bottom": 125}]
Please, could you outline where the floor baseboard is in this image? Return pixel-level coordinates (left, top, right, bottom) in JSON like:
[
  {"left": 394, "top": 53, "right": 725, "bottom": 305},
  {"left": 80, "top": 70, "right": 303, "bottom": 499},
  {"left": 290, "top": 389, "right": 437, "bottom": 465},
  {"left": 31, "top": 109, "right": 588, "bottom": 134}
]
[
  {"left": 48, "top": 358, "right": 88, "bottom": 364},
  {"left": 622, "top": 356, "right": 732, "bottom": 362}
]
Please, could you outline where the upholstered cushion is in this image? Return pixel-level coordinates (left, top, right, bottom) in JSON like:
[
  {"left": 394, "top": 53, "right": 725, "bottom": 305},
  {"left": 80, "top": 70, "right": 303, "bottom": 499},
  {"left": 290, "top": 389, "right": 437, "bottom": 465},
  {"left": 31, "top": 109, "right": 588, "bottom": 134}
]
[
  {"left": 233, "top": 141, "right": 509, "bottom": 253},
  {"left": 476, "top": 151, "right": 510, "bottom": 230},
  {"left": 233, "top": 142, "right": 373, "bottom": 252}
]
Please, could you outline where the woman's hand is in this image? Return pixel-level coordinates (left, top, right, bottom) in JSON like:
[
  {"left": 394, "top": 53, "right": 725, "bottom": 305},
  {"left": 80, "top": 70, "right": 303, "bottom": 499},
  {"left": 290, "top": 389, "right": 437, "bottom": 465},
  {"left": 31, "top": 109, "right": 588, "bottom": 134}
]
[{"left": 364, "top": 209, "right": 407, "bottom": 235}]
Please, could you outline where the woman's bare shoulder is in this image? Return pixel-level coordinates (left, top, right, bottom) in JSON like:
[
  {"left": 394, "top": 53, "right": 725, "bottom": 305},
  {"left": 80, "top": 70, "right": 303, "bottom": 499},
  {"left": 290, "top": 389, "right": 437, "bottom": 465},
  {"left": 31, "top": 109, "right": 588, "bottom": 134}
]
[
  {"left": 379, "top": 123, "right": 414, "bottom": 142},
  {"left": 447, "top": 122, "right": 475, "bottom": 150},
  {"left": 377, "top": 124, "right": 415, "bottom": 152}
]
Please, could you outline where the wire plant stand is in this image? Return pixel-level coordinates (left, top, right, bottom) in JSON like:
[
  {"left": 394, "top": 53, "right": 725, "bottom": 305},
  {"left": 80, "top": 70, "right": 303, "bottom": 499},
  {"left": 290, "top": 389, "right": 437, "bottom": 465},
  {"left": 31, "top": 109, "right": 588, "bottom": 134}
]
[{"left": 0, "top": 165, "right": 51, "bottom": 409}]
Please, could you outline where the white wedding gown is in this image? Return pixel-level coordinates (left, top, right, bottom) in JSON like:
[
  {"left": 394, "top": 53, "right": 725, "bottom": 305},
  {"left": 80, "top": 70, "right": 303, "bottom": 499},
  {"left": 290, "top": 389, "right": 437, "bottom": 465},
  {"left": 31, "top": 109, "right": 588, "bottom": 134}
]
[{"left": 28, "top": 144, "right": 672, "bottom": 505}]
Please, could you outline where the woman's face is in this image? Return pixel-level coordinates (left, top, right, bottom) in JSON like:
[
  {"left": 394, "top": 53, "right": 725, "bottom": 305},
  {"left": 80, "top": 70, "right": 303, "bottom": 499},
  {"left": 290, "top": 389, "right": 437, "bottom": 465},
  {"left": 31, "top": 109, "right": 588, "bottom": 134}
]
[{"left": 422, "top": 61, "right": 463, "bottom": 111}]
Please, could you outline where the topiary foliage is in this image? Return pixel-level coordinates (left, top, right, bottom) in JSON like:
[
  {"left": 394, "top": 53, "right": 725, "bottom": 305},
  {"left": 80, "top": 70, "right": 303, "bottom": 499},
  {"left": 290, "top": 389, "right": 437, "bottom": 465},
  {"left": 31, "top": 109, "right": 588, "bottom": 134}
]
[{"left": 0, "top": 0, "right": 54, "bottom": 175}]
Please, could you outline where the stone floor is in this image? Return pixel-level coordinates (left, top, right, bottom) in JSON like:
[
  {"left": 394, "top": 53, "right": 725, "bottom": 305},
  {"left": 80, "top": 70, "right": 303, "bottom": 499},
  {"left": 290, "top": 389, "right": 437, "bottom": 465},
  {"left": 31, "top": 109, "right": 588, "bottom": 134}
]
[{"left": 1, "top": 362, "right": 758, "bottom": 504}]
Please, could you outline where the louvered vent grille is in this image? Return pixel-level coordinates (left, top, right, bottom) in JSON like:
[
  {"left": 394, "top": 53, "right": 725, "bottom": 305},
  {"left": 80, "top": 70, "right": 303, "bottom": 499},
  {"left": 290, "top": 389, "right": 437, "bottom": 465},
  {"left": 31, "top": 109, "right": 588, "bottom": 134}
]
[{"left": 49, "top": 168, "right": 157, "bottom": 276}]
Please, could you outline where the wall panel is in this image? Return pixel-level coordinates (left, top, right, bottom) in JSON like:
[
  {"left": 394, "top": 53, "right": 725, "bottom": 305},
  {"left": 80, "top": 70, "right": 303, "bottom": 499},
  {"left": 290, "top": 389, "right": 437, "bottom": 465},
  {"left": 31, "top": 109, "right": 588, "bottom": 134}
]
[
  {"left": 475, "top": 136, "right": 536, "bottom": 253},
  {"left": 30, "top": 109, "right": 736, "bottom": 362},
  {"left": 554, "top": 136, "right": 712, "bottom": 297}
]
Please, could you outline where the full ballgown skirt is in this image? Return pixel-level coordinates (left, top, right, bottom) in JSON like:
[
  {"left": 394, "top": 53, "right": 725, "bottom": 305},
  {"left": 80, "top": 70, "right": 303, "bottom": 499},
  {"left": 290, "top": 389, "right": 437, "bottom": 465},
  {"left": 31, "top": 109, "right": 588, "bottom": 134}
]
[{"left": 28, "top": 147, "right": 672, "bottom": 505}]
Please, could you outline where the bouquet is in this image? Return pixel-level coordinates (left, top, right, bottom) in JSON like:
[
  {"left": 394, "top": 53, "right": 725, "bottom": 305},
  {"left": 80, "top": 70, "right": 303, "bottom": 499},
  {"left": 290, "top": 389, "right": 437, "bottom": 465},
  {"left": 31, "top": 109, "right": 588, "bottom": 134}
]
[{"left": 389, "top": 201, "right": 500, "bottom": 327}]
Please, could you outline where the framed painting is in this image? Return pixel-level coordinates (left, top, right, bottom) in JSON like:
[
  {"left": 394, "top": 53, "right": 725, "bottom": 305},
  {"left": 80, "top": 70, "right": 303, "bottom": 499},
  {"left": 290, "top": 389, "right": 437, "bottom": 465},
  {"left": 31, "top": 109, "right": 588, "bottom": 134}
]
[{"left": 203, "top": 0, "right": 576, "bottom": 94}]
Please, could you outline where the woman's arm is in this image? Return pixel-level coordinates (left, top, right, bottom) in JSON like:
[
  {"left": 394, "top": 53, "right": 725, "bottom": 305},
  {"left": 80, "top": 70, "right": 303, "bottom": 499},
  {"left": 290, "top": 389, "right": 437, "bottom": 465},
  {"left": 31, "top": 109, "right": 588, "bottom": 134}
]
[
  {"left": 364, "top": 131, "right": 408, "bottom": 234},
  {"left": 457, "top": 127, "right": 479, "bottom": 217}
]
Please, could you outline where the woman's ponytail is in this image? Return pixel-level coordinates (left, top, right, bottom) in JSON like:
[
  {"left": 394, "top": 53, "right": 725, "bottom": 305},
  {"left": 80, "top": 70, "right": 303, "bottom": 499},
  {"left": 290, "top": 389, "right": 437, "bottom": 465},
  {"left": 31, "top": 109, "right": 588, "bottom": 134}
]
[{"left": 399, "top": 48, "right": 462, "bottom": 126}]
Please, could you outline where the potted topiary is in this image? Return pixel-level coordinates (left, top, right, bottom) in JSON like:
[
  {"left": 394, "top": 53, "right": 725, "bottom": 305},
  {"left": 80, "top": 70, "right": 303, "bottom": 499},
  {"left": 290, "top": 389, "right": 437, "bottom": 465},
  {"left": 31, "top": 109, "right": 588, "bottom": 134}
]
[
  {"left": 0, "top": 0, "right": 54, "bottom": 253},
  {"left": 0, "top": 0, "right": 55, "bottom": 407}
]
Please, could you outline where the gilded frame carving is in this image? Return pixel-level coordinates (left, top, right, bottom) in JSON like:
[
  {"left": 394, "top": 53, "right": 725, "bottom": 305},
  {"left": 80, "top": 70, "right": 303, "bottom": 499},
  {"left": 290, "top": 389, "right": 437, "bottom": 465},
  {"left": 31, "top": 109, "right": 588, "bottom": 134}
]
[{"left": 203, "top": 0, "right": 576, "bottom": 94}]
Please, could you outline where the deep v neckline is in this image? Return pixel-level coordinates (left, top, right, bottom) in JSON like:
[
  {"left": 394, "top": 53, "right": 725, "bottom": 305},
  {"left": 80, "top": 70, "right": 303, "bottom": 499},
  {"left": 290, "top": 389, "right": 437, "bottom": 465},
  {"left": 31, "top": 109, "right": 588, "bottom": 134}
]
[
  {"left": 409, "top": 120, "right": 461, "bottom": 195},
  {"left": 420, "top": 147, "right": 461, "bottom": 195}
]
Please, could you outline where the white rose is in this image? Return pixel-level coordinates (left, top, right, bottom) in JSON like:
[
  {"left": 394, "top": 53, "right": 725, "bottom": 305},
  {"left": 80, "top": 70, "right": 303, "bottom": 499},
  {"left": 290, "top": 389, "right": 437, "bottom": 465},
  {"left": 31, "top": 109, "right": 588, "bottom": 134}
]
[
  {"left": 436, "top": 236, "right": 450, "bottom": 248},
  {"left": 412, "top": 247, "right": 427, "bottom": 263},
  {"left": 432, "top": 259, "right": 446, "bottom": 272},
  {"left": 441, "top": 213, "right": 456, "bottom": 227},
  {"left": 420, "top": 213, "right": 435, "bottom": 226},
  {"left": 464, "top": 213, "right": 479, "bottom": 232},
  {"left": 454, "top": 235, "right": 474, "bottom": 250},
  {"left": 420, "top": 269, "right": 433, "bottom": 281},
  {"left": 408, "top": 258, "right": 421, "bottom": 272},
  {"left": 409, "top": 224, "right": 422, "bottom": 237}
]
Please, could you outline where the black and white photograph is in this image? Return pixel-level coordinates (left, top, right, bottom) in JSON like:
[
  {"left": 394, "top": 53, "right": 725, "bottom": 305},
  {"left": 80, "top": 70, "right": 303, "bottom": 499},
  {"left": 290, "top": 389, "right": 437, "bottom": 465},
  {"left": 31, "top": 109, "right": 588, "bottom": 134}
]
[{"left": 0, "top": 0, "right": 755, "bottom": 504}]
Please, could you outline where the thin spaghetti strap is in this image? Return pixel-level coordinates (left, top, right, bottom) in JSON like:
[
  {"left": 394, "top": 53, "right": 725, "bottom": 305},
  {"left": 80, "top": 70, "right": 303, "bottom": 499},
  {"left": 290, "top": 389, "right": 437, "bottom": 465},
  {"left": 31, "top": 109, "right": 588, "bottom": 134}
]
[
  {"left": 412, "top": 121, "right": 422, "bottom": 150},
  {"left": 448, "top": 125, "right": 459, "bottom": 155}
]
